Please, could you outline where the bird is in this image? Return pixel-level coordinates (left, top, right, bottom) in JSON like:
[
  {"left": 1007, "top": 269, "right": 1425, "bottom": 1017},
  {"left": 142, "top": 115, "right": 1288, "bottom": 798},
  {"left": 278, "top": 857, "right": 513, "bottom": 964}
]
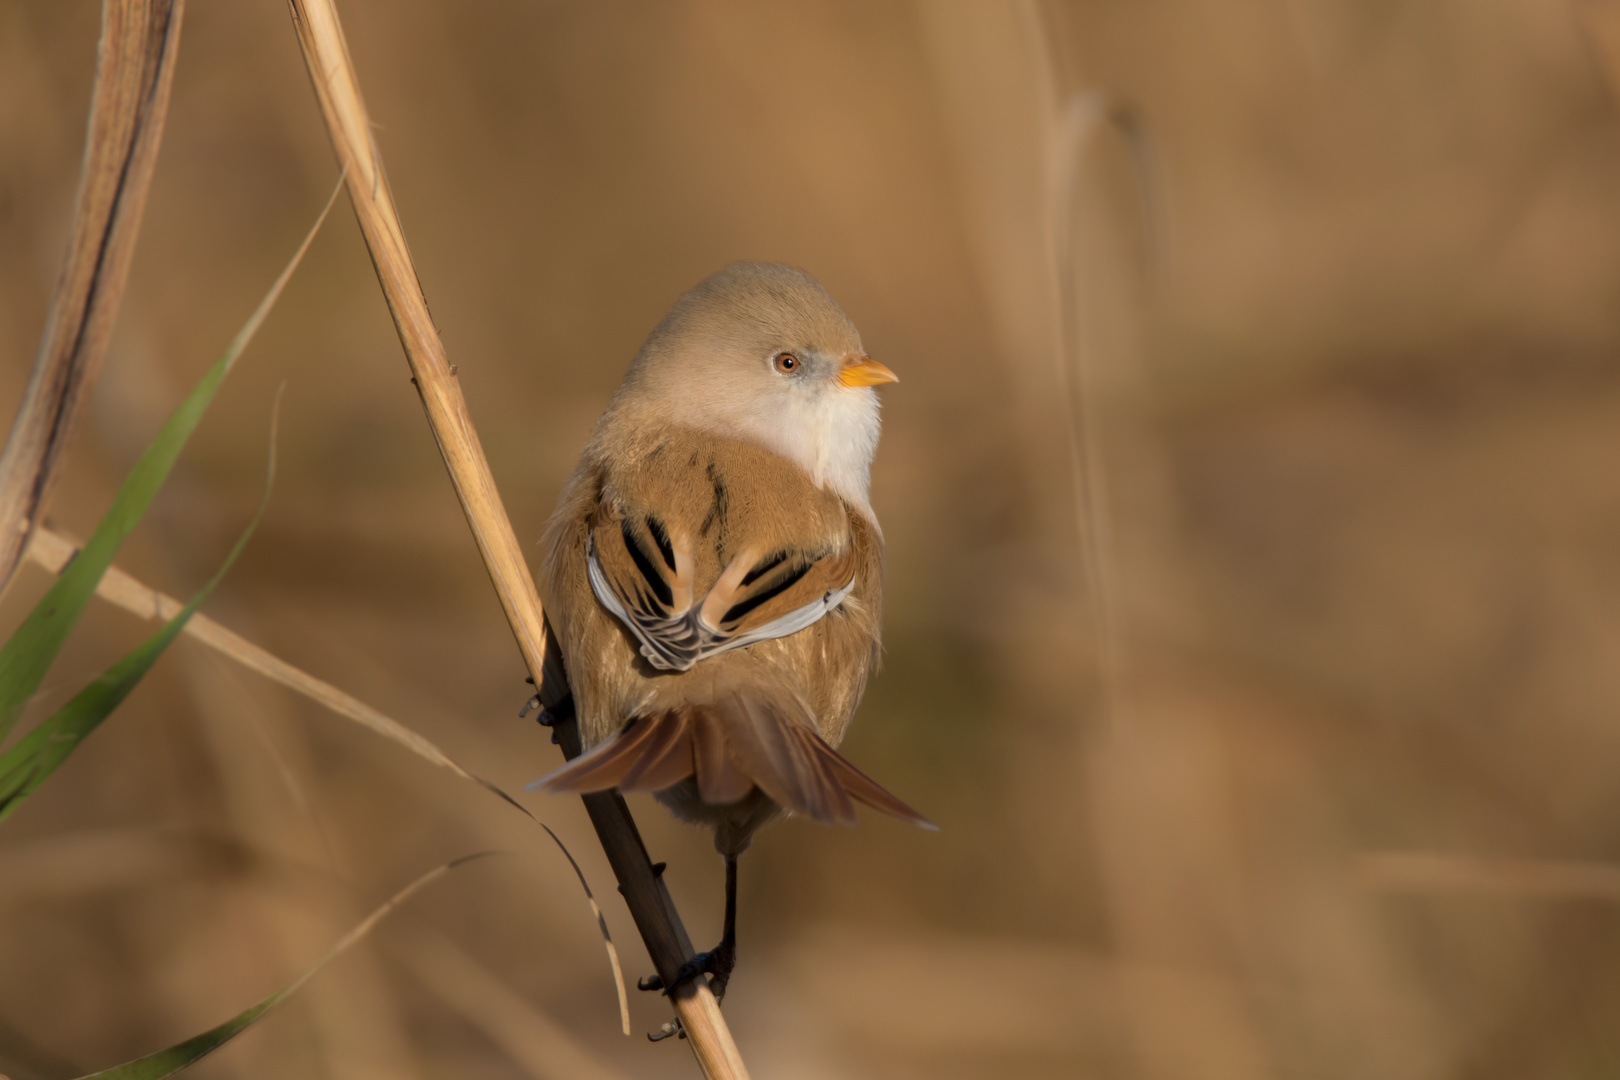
[{"left": 527, "top": 261, "right": 933, "bottom": 1004}]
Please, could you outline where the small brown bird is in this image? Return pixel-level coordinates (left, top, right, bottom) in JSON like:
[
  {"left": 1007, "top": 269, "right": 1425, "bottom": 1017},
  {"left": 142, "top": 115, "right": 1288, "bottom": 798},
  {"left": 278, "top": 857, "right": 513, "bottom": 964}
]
[{"left": 529, "top": 262, "right": 932, "bottom": 1002}]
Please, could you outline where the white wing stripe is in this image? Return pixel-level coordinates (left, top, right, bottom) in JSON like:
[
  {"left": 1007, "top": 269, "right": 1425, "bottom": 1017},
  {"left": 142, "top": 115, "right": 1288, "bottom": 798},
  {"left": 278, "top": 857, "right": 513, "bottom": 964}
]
[{"left": 587, "top": 532, "right": 853, "bottom": 672}]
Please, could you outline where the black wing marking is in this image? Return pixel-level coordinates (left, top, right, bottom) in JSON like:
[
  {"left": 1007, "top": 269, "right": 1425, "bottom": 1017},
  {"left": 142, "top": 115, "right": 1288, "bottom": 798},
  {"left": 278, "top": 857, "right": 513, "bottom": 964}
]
[{"left": 588, "top": 530, "right": 855, "bottom": 672}]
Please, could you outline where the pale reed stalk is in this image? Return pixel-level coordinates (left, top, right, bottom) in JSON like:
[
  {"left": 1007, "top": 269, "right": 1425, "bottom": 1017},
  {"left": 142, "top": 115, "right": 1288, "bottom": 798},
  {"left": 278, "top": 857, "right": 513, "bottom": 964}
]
[{"left": 281, "top": 2, "right": 748, "bottom": 1075}]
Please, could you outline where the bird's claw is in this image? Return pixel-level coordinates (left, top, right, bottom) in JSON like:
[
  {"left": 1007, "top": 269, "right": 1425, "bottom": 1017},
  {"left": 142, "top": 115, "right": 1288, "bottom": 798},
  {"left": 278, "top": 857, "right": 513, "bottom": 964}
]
[
  {"left": 520, "top": 688, "right": 574, "bottom": 744},
  {"left": 638, "top": 941, "right": 737, "bottom": 1004},
  {"left": 675, "top": 946, "right": 734, "bottom": 1002},
  {"left": 641, "top": 943, "right": 735, "bottom": 1043},
  {"left": 648, "top": 1019, "right": 685, "bottom": 1042}
]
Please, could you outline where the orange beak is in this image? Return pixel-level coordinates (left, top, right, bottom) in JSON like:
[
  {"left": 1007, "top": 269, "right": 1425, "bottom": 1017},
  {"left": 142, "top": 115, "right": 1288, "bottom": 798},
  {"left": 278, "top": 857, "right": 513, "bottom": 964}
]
[{"left": 837, "top": 355, "right": 899, "bottom": 388}]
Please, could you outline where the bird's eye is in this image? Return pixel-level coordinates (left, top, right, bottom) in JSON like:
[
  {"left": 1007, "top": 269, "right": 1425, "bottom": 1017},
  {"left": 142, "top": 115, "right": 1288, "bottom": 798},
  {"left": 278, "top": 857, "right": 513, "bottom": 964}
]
[{"left": 773, "top": 352, "right": 799, "bottom": 374}]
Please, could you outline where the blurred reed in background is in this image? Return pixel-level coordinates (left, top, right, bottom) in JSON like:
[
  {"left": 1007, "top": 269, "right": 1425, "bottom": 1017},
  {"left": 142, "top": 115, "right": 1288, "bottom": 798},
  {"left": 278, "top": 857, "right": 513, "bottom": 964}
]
[{"left": 5, "top": 1, "right": 1620, "bottom": 1077}]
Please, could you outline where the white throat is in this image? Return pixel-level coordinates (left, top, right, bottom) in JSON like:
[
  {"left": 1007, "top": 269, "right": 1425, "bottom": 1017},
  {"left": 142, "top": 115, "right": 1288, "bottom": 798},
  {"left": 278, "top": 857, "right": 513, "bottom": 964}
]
[{"left": 740, "top": 386, "right": 882, "bottom": 515}]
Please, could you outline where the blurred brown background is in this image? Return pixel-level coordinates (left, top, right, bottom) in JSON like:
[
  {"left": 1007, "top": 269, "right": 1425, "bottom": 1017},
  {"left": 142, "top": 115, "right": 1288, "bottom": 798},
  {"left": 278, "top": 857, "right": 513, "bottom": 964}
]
[{"left": 5, "top": 1, "right": 1620, "bottom": 1077}]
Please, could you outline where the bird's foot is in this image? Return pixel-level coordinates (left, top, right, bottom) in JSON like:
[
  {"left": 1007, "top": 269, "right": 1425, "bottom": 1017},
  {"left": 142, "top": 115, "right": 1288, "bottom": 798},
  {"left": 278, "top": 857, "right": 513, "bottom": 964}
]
[
  {"left": 637, "top": 939, "right": 738, "bottom": 1004},
  {"left": 520, "top": 685, "right": 573, "bottom": 744}
]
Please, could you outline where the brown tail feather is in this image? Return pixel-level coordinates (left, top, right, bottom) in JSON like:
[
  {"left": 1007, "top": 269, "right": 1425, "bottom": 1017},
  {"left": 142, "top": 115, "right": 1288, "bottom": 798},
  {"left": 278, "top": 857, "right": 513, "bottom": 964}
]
[
  {"left": 803, "top": 733, "right": 937, "bottom": 830},
  {"left": 617, "top": 708, "right": 693, "bottom": 791},
  {"left": 534, "top": 696, "right": 935, "bottom": 831},
  {"left": 714, "top": 695, "right": 845, "bottom": 822},
  {"left": 690, "top": 707, "right": 755, "bottom": 804},
  {"left": 537, "top": 712, "right": 664, "bottom": 793}
]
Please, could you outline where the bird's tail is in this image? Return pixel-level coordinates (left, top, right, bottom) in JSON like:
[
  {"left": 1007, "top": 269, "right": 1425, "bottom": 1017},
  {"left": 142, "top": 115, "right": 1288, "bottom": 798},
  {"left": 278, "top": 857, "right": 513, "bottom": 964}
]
[{"left": 535, "top": 695, "right": 934, "bottom": 830}]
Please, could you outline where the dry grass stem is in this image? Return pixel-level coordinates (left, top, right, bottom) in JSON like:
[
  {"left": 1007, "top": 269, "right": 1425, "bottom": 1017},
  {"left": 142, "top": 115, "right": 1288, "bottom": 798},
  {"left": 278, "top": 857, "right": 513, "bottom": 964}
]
[
  {"left": 398, "top": 931, "right": 633, "bottom": 1080},
  {"left": 0, "top": 0, "right": 184, "bottom": 597},
  {"left": 1358, "top": 851, "right": 1620, "bottom": 901},
  {"left": 22, "top": 523, "right": 632, "bottom": 1035},
  {"left": 26, "top": 526, "right": 475, "bottom": 780},
  {"left": 284, "top": 3, "right": 744, "bottom": 1071}
]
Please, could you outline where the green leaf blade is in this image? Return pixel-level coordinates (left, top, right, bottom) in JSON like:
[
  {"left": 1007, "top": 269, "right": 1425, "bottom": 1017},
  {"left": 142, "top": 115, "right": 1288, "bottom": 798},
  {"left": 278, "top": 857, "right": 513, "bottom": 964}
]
[
  {"left": 0, "top": 591, "right": 201, "bottom": 822},
  {"left": 0, "top": 364, "right": 222, "bottom": 742},
  {"left": 72, "top": 855, "right": 487, "bottom": 1080},
  {"left": 0, "top": 400, "right": 275, "bottom": 825},
  {"left": 0, "top": 182, "right": 338, "bottom": 743},
  {"left": 80, "top": 999, "right": 277, "bottom": 1080}
]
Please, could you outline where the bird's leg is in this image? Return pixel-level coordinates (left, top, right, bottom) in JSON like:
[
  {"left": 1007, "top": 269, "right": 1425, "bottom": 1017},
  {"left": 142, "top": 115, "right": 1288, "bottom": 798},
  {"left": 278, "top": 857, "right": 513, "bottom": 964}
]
[
  {"left": 637, "top": 854, "right": 740, "bottom": 1004},
  {"left": 705, "top": 853, "right": 740, "bottom": 1001}
]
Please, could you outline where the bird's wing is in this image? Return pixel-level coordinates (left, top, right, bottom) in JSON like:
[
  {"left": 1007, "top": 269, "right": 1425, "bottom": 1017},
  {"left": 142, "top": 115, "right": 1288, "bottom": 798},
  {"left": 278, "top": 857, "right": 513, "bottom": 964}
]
[{"left": 586, "top": 499, "right": 857, "bottom": 672}]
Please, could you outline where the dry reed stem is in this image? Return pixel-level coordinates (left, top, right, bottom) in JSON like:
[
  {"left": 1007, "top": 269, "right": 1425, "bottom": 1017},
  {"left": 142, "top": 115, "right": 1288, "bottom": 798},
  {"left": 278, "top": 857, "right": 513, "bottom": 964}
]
[
  {"left": 1037, "top": 0, "right": 1166, "bottom": 737},
  {"left": 0, "top": 0, "right": 184, "bottom": 597},
  {"left": 1047, "top": 89, "right": 1131, "bottom": 734},
  {"left": 282, "top": 2, "right": 746, "bottom": 1074},
  {"left": 22, "top": 523, "right": 632, "bottom": 1035}
]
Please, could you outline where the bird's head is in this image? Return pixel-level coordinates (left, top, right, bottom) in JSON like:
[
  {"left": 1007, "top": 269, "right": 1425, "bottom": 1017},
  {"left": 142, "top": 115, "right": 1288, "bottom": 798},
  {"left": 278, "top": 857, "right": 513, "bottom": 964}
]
[{"left": 614, "top": 262, "right": 896, "bottom": 509}]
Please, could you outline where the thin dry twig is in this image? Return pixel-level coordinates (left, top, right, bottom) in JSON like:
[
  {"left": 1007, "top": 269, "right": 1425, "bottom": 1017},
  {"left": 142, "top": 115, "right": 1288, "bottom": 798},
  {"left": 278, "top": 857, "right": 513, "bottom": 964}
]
[
  {"left": 0, "top": 0, "right": 185, "bottom": 597},
  {"left": 22, "top": 523, "right": 631, "bottom": 1035},
  {"left": 282, "top": 2, "right": 745, "bottom": 1073}
]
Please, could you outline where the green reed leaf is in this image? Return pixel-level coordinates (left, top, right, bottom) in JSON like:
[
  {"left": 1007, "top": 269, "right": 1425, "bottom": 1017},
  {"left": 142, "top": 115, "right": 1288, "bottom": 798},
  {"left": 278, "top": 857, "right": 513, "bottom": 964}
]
[
  {"left": 0, "top": 408, "right": 275, "bottom": 822},
  {"left": 0, "top": 180, "right": 338, "bottom": 743}
]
